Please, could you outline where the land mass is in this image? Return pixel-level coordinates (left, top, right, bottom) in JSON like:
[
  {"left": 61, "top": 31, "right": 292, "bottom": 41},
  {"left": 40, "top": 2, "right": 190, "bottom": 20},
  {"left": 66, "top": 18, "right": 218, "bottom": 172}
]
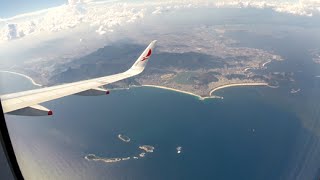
[
  {"left": 7, "top": 26, "right": 293, "bottom": 97},
  {"left": 46, "top": 44, "right": 283, "bottom": 96}
]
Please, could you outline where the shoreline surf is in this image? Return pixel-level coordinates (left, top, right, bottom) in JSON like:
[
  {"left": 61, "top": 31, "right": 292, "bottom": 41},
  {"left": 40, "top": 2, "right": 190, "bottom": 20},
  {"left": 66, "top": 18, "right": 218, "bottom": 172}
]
[
  {"left": 0, "top": 70, "right": 42, "bottom": 87},
  {"left": 1, "top": 71, "right": 269, "bottom": 100},
  {"left": 209, "top": 83, "right": 269, "bottom": 96},
  {"left": 262, "top": 60, "right": 272, "bottom": 67},
  {"left": 140, "top": 85, "right": 222, "bottom": 100},
  {"left": 140, "top": 82, "right": 269, "bottom": 100}
]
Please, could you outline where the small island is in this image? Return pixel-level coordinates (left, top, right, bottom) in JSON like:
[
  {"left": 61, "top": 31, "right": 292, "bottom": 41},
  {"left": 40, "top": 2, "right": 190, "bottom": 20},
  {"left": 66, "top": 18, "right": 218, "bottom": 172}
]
[
  {"left": 85, "top": 154, "right": 122, "bottom": 163},
  {"left": 122, "top": 157, "right": 130, "bottom": 161},
  {"left": 139, "top": 145, "right": 155, "bottom": 153},
  {"left": 139, "top": 152, "right": 146, "bottom": 157},
  {"left": 84, "top": 144, "right": 155, "bottom": 164},
  {"left": 290, "top": 88, "right": 301, "bottom": 94},
  {"left": 118, "top": 134, "right": 131, "bottom": 142},
  {"left": 176, "top": 146, "right": 182, "bottom": 154}
]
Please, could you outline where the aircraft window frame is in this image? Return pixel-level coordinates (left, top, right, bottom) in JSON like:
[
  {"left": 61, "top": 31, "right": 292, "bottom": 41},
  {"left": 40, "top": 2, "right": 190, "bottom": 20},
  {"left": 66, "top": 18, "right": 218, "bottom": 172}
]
[{"left": 0, "top": 101, "right": 24, "bottom": 180}]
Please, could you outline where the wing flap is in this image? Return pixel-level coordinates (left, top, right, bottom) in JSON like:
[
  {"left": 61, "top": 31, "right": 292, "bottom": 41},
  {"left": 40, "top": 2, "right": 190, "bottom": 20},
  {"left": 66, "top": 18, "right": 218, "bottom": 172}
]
[
  {"left": 7, "top": 105, "right": 52, "bottom": 116},
  {"left": 75, "top": 87, "right": 110, "bottom": 96}
]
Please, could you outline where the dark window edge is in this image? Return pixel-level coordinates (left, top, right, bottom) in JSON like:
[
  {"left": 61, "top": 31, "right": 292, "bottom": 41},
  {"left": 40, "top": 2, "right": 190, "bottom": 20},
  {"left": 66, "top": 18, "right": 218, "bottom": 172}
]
[{"left": 0, "top": 101, "right": 24, "bottom": 180}]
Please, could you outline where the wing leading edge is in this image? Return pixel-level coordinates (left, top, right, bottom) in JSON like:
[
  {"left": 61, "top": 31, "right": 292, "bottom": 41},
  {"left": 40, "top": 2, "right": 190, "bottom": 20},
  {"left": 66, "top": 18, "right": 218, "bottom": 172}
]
[{"left": 0, "top": 40, "right": 157, "bottom": 115}]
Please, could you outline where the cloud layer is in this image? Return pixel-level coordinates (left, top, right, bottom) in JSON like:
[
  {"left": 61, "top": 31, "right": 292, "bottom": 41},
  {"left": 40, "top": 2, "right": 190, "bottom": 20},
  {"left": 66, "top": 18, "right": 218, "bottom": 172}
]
[{"left": 0, "top": 0, "right": 319, "bottom": 42}]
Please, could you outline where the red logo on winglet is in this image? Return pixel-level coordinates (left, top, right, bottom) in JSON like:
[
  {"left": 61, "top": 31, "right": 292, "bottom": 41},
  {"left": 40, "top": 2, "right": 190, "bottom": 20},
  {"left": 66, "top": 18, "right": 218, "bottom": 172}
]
[{"left": 141, "top": 49, "right": 152, "bottom": 61}]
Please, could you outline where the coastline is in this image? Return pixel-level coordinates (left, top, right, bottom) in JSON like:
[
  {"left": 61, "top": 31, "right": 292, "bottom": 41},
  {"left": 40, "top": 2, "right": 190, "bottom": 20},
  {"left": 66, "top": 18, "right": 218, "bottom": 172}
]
[
  {"left": 209, "top": 83, "right": 269, "bottom": 96},
  {"left": 0, "top": 70, "right": 42, "bottom": 87},
  {"left": 262, "top": 60, "right": 272, "bottom": 67},
  {"left": 141, "top": 82, "right": 269, "bottom": 100},
  {"left": 0, "top": 70, "right": 269, "bottom": 99},
  {"left": 141, "top": 84, "right": 222, "bottom": 100}
]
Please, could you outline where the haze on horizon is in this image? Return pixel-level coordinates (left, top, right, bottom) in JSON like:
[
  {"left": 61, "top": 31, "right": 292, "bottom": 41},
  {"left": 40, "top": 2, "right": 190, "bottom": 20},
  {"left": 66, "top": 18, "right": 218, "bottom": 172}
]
[{"left": 0, "top": 0, "right": 319, "bottom": 71}]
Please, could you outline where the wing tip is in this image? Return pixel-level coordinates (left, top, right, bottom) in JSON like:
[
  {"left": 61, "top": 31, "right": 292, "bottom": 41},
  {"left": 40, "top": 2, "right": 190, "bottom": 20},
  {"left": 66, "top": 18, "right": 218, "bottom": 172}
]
[{"left": 150, "top": 40, "right": 157, "bottom": 47}]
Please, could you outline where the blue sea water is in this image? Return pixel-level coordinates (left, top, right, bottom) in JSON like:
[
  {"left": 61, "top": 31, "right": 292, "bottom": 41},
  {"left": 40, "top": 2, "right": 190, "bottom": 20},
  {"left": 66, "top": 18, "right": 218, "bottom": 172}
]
[
  {"left": 0, "top": 71, "right": 308, "bottom": 180},
  {"left": 0, "top": 6, "right": 319, "bottom": 179}
]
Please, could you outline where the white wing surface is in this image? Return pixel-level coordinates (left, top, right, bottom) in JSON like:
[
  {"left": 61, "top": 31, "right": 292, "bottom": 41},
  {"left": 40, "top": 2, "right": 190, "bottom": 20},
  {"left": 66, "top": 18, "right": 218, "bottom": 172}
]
[{"left": 0, "top": 40, "right": 157, "bottom": 116}]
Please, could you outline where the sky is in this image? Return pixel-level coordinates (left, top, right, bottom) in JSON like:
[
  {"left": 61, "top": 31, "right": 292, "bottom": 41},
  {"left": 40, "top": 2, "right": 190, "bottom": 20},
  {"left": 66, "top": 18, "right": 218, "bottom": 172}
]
[
  {"left": 0, "top": 0, "right": 319, "bottom": 42},
  {"left": 1, "top": 0, "right": 317, "bottom": 18},
  {"left": 0, "top": 0, "right": 319, "bottom": 75},
  {"left": 1, "top": 0, "right": 319, "bottom": 18},
  {"left": 0, "top": 0, "right": 66, "bottom": 18}
]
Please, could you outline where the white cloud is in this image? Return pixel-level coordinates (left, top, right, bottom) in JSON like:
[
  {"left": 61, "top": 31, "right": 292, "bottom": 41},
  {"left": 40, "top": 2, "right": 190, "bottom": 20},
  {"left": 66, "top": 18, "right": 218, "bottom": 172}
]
[
  {"left": 4, "top": 24, "right": 19, "bottom": 40},
  {"left": 152, "top": 8, "right": 162, "bottom": 15},
  {"left": 68, "top": 0, "right": 93, "bottom": 6},
  {"left": 0, "top": 0, "right": 319, "bottom": 42},
  {"left": 96, "top": 25, "right": 106, "bottom": 35},
  {"left": 68, "top": 0, "right": 79, "bottom": 6},
  {"left": 5, "top": 24, "right": 18, "bottom": 39}
]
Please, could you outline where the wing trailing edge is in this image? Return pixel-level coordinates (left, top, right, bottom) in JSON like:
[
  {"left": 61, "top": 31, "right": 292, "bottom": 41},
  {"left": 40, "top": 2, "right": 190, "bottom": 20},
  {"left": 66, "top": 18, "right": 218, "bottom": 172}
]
[
  {"left": 7, "top": 105, "right": 53, "bottom": 116},
  {"left": 1, "top": 40, "right": 157, "bottom": 116}
]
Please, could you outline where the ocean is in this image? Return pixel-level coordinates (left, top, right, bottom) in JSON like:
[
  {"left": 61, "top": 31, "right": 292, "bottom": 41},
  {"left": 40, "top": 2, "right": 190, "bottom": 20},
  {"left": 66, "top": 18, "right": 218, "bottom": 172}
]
[
  {"left": 1, "top": 6, "right": 320, "bottom": 180},
  {"left": 0, "top": 71, "right": 311, "bottom": 180}
]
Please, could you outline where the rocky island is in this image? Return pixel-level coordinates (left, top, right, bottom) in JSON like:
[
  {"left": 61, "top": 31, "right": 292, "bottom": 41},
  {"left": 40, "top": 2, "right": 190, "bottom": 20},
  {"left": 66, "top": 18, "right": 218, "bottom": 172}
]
[
  {"left": 118, "top": 134, "right": 131, "bottom": 143},
  {"left": 84, "top": 135, "right": 155, "bottom": 164},
  {"left": 139, "top": 145, "right": 155, "bottom": 153},
  {"left": 85, "top": 154, "right": 122, "bottom": 163}
]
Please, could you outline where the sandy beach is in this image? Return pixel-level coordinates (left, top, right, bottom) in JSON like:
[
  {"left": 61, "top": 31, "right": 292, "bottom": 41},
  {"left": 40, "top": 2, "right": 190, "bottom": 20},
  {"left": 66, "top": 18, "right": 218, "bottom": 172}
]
[
  {"left": 262, "top": 60, "right": 272, "bottom": 67},
  {"left": 0, "top": 70, "right": 269, "bottom": 99},
  {"left": 209, "top": 83, "right": 269, "bottom": 96},
  {"left": 141, "top": 85, "right": 223, "bottom": 100},
  {"left": 141, "top": 83, "right": 269, "bottom": 100}
]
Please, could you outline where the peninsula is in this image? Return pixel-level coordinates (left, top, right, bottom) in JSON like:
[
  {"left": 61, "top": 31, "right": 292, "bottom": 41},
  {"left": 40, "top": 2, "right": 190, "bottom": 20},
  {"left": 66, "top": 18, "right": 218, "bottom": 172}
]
[{"left": 7, "top": 25, "right": 291, "bottom": 98}]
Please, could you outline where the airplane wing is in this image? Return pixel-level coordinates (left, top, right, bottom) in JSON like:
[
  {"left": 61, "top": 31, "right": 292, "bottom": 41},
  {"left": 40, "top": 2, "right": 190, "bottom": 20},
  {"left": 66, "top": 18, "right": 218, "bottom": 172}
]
[{"left": 0, "top": 40, "right": 157, "bottom": 116}]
